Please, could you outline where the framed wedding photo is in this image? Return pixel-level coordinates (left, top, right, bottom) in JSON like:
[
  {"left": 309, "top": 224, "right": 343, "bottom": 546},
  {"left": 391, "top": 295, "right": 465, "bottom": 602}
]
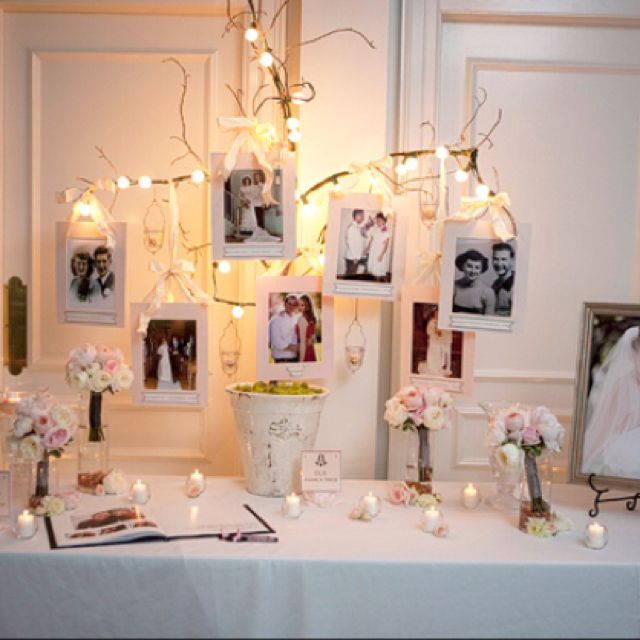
[
  {"left": 56, "top": 221, "right": 126, "bottom": 326},
  {"left": 256, "top": 276, "right": 333, "bottom": 380},
  {"left": 130, "top": 303, "right": 208, "bottom": 407},
  {"left": 570, "top": 302, "right": 640, "bottom": 489},
  {"left": 210, "top": 152, "right": 296, "bottom": 260},
  {"left": 323, "top": 193, "right": 405, "bottom": 300},
  {"left": 438, "top": 220, "right": 531, "bottom": 333},
  {"left": 400, "top": 285, "right": 475, "bottom": 395}
]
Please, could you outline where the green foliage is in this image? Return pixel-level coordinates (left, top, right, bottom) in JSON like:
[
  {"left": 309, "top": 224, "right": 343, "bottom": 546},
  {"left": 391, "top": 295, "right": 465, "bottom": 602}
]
[{"left": 235, "top": 380, "right": 323, "bottom": 396}]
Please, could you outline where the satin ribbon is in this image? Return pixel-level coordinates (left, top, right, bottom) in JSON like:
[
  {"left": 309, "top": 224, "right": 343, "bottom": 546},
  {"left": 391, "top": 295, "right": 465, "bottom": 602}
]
[
  {"left": 137, "top": 181, "right": 210, "bottom": 336},
  {"left": 218, "top": 116, "right": 278, "bottom": 206},
  {"left": 414, "top": 250, "right": 442, "bottom": 286},
  {"left": 448, "top": 192, "right": 517, "bottom": 241},
  {"left": 56, "top": 180, "right": 117, "bottom": 248}
]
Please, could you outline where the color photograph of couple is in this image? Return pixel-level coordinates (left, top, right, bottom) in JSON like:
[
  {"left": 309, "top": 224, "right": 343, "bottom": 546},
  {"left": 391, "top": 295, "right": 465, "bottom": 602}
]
[
  {"left": 223, "top": 168, "right": 283, "bottom": 244},
  {"left": 143, "top": 319, "right": 197, "bottom": 391},
  {"left": 267, "top": 292, "right": 322, "bottom": 363},
  {"left": 66, "top": 240, "right": 116, "bottom": 310},
  {"left": 452, "top": 239, "right": 516, "bottom": 317},
  {"left": 336, "top": 208, "right": 394, "bottom": 282}
]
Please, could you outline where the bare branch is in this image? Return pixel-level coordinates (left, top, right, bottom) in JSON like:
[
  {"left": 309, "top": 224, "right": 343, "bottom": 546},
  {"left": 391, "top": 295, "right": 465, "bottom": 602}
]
[
  {"left": 252, "top": 83, "right": 269, "bottom": 116},
  {"left": 95, "top": 146, "right": 119, "bottom": 176},
  {"left": 476, "top": 108, "right": 502, "bottom": 149},
  {"left": 419, "top": 121, "right": 436, "bottom": 147},
  {"left": 290, "top": 27, "right": 375, "bottom": 51},
  {"left": 456, "top": 87, "right": 487, "bottom": 146},
  {"left": 226, "top": 84, "right": 247, "bottom": 116},
  {"left": 269, "top": 0, "right": 290, "bottom": 31}
]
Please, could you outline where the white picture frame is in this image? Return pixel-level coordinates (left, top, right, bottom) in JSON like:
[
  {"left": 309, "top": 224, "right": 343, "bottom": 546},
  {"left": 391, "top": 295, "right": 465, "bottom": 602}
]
[
  {"left": 56, "top": 221, "right": 126, "bottom": 326},
  {"left": 130, "top": 302, "right": 208, "bottom": 407},
  {"left": 438, "top": 220, "right": 531, "bottom": 333},
  {"left": 323, "top": 193, "right": 405, "bottom": 300},
  {"left": 210, "top": 152, "right": 296, "bottom": 260},
  {"left": 256, "top": 276, "right": 334, "bottom": 380}
]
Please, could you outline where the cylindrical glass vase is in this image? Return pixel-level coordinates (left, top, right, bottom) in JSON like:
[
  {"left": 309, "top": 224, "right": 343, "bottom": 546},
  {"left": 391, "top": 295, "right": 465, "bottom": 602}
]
[
  {"left": 77, "top": 391, "right": 110, "bottom": 494},
  {"left": 485, "top": 447, "right": 522, "bottom": 511},
  {"left": 405, "top": 428, "right": 434, "bottom": 496},
  {"left": 518, "top": 451, "right": 553, "bottom": 532}
]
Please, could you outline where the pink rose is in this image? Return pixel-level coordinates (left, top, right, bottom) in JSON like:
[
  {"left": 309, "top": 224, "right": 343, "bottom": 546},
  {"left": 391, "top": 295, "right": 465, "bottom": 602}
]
[
  {"left": 94, "top": 484, "right": 105, "bottom": 497},
  {"left": 402, "top": 386, "right": 425, "bottom": 413},
  {"left": 187, "top": 484, "right": 202, "bottom": 498},
  {"left": 387, "top": 485, "right": 409, "bottom": 505},
  {"left": 504, "top": 412, "right": 525, "bottom": 432},
  {"left": 42, "top": 425, "right": 71, "bottom": 451},
  {"left": 68, "top": 345, "right": 97, "bottom": 368},
  {"left": 103, "top": 358, "right": 120, "bottom": 375},
  {"left": 522, "top": 425, "right": 541, "bottom": 446},
  {"left": 32, "top": 411, "right": 53, "bottom": 436},
  {"left": 94, "top": 344, "right": 112, "bottom": 363}
]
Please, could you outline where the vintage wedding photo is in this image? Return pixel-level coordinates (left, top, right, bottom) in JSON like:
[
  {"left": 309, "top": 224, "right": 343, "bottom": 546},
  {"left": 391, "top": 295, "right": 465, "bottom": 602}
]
[
  {"left": 66, "top": 239, "right": 117, "bottom": 311},
  {"left": 571, "top": 303, "right": 640, "bottom": 487}
]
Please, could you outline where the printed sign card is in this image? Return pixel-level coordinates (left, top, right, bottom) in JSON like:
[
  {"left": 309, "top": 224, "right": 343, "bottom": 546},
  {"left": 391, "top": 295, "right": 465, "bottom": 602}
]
[
  {"left": 0, "top": 471, "right": 11, "bottom": 518},
  {"left": 301, "top": 450, "right": 341, "bottom": 493}
]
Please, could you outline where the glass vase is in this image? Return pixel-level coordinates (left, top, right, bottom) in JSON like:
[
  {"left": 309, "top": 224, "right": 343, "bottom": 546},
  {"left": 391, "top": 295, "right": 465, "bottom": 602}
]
[
  {"left": 77, "top": 391, "right": 110, "bottom": 494},
  {"left": 485, "top": 447, "right": 522, "bottom": 511},
  {"left": 405, "top": 428, "right": 434, "bottom": 495},
  {"left": 518, "top": 451, "right": 553, "bottom": 532}
]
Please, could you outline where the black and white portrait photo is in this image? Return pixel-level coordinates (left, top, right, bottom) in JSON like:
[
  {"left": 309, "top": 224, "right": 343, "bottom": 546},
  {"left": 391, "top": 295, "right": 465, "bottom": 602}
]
[{"left": 66, "top": 240, "right": 116, "bottom": 310}]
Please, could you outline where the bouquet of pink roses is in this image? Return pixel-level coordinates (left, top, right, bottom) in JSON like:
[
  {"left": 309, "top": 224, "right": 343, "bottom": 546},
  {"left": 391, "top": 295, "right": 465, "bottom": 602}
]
[{"left": 384, "top": 384, "right": 453, "bottom": 432}]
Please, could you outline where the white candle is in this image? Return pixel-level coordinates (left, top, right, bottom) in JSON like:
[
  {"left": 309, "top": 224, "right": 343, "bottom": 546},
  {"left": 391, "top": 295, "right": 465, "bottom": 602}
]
[
  {"left": 421, "top": 506, "right": 441, "bottom": 533},
  {"left": 285, "top": 493, "right": 301, "bottom": 518},
  {"left": 363, "top": 492, "right": 379, "bottom": 517},
  {"left": 131, "top": 479, "right": 149, "bottom": 505},
  {"left": 462, "top": 483, "right": 480, "bottom": 509},
  {"left": 16, "top": 510, "right": 36, "bottom": 538},
  {"left": 189, "top": 469, "right": 205, "bottom": 492},
  {"left": 586, "top": 521, "right": 606, "bottom": 549}
]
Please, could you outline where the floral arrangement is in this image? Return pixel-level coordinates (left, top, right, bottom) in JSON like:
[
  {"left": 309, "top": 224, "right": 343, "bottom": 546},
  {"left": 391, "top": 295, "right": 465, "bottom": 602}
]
[
  {"left": 8, "top": 391, "right": 76, "bottom": 461},
  {"left": 384, "top": 385, "right": 453, "bottom": 432},
  {"left": 66, "top": 344, "right": 134, "bottom": 395},
  {"left": 387, "top": 482, "right": 441, "bottom": 509},
  {"left": 94, "top": 470, "right": 128, "bottom": 497}
]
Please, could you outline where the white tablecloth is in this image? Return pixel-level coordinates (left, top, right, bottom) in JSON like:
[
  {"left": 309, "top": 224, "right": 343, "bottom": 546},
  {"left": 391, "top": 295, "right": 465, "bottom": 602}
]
[{"left": 0, "top": 476, "right": 639, "bottom": 638}]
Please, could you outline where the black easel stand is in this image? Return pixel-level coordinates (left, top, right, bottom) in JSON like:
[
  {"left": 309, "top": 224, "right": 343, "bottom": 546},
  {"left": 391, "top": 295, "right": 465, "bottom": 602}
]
[{"left": 588, "top": 473, "right": 640, "bottom": 517}]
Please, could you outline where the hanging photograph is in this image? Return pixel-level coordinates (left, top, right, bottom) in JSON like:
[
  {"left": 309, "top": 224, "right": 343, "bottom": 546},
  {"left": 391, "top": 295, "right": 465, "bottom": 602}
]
[
  {"left": 130, "top": 303, "right": 208, "bottom": 406},
  {"left": 210, "top": 152, "right": 296, "bottom": 260},
  {"left": 400, "top": 285, "right": 475, "bottom": 395},
  {"left": 56, "top": 221, "right": 126, "bottom": 326},
  {"left": 256, "top": 276, "right": 333, "bottom": 380},
  {"left": 323, "top": 193, "right": 405, "bottom": 300},
  {"left": 570, "top": 302, "right": 640, "bottom": 489},
  {"left": 438, "top": 219, "right": 531, "bottom": 333}
]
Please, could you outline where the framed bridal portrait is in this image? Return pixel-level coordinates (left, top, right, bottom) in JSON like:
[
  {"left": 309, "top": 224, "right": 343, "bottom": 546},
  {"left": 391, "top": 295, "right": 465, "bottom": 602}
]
[
  {"left": 130, "top": 303, "right": 208, "bottom": 407},
  {"left": 438, "top": 219, "right": 531, "bottom": 334},
  {"left": 56, "top": 221, "right": 126, "bottom": 326},
  {"left": 256, "top": 275, "right": 334, "bottom": 380},
  {"left": 570, "top": 302, "right": 640, "bottom": 489},
  {"left": 400, "top": 285, "right": 475, "bottom": 395},
  {"left": 323, "top": 193, "right": 405, "bottom": 301},
  {"left": 210, "top": 152, "right": 296, "bottom": 260}
]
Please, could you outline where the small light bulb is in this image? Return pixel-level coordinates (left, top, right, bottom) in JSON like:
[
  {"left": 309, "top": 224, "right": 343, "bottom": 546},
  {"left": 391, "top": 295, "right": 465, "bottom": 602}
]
[
  {"left": 190, "top": 169, "right": 206, "bottom": 184},
  {"left": 454, "top": 169, "right": 469, "bottom": 183},
  {"left": 232, "top": 305, "right": 244, "bottom": 319},
  {"left": 166, "top": 291, "right": 175, "bottom": 303},
  {"left": 319, "top": 254, "right": 325, "bottom": 266},
  {"left": 138, "top": 175, "right": 152, "bottom": 189},
  {"left": 77, "top": 201, "right": 92, "bottom": 216},
  {"left": 245, "top": 27, "right": 259, "bottom": 43},
  {"left": 218, "top": 260, "right": 231, "bottom": 274},
  {"left": 301, "top": 202, "right": 315, "bottom": 216},
  {"left": 117, "top": 176, "right": 130, "bottom": 190},
  {"left": 405, "top": 156, "right": 419, "bottom": 171},
  {"left": 259, "top": 51, "right": 274, "bottom": 67},
  {"left": 286, "top": 116, "right": 300, "bottom": 130},
  {"left": 395, "top": 162, "right": 408, "bottom": 176},
  {"left": 288, "top": 129, "right": 302, "bottom": 143},
  {"left": 475, "top": 183, "right": 490, "bottom": 199},
  {"left": 332, "top": 182, "right": 343, "bottom": 194},
  {"left": 436, "top": 145, "right": 449, "bottom": 160},
  {"left": 291, "top": 91, "right": 305, "bottom": 105}
]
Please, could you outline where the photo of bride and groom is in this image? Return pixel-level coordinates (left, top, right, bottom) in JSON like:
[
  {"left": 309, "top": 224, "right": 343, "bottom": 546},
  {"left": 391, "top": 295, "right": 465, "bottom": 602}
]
[{"left": 67, "top": 241, "right": 116, "bottom": 310}]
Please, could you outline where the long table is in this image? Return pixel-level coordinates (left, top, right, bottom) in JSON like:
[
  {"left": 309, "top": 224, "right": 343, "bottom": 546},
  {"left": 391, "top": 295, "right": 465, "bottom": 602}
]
[{"left": 0, "top": 476, "right": 639, "bottom": 638}]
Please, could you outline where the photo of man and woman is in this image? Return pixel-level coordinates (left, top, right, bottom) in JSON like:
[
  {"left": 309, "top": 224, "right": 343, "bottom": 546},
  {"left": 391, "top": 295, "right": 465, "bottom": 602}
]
[
  {"left": 224, "top": 168, "right": 283, "bottom": 244},
  {"left": 267, "top": 292, "right": 322, "bottom": 363},
  {"left": 336, "top": 208, "right": 394, "bottom": 282},
  {"left": 143, "top": 319, "right": 197, "bottom": 391},
  {"left": 451, "top": 238, "right": 516, "bottom": 317},
  {"left": 66, "top": 239, "right": 116, "bottom": 310},
  {"left": 411, "top": 303, "right": 463, "bottom": 380}
]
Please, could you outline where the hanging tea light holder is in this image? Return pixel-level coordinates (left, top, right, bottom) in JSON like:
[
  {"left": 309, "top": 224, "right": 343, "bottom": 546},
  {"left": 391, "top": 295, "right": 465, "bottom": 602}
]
[
  {"left": 219, "top": 319, "right": 241, "bottom": 377},
  {"left": 344, "top": 300, "right": 366, "bottom": 373},
  {"left": 143, "top": 192, "right": 166, "bottom": 255}
]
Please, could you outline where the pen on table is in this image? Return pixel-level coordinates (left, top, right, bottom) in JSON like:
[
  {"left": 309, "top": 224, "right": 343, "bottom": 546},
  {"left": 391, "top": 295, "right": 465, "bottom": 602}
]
[{"left": 221, "top": 531, "right": 278, "bottom": 543}]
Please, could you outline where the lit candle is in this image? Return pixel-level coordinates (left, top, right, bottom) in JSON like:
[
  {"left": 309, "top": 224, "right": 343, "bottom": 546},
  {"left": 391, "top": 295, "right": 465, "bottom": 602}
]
[
  {"left": 586, "top": 521, "right": 607, "bottom": 549},
  {"left": 189, "top": 469, "right": 205, "bottom": 492},
  {"left": 284, "top": 493, "right": 301, "bottom": 518},
  {"left": 131, "top": 479, "right": 149, "bottom": 505},
  {"left": 421, "top": 506, "right": 441, "bottom": 533},
  {"left": 462, "top": 483, "right": 480, "bottom": 509},
  {"left": 16, "top": 510, "right": 36, "bottom": 539},
  {"left": 363, "top": 492, "right": 379, "bottom": 517}
]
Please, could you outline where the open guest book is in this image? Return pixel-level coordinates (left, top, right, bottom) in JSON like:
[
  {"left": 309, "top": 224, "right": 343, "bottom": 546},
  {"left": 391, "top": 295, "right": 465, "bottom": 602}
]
[{"left": 45, "top": 500, "right": 274, "bottom": 550}]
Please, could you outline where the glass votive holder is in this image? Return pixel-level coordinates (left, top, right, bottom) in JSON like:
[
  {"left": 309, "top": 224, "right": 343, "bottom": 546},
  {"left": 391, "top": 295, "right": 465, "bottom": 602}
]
[
  {"left": 421, "top": 506, "right": 444, "bottom": 533},
  {"left": 461, "top": 482, "right": 481, "bottom": 509},
  {"left": 185, "top": 470, "right": 206, "bottom": 498},
  {"left": 359, "top": 492, "right": 381, "bottom": 518},
  {"left": 220, "top": 350, "right": 240, "bottom": 377},
  {"left": 129, "top": 479, "right": 151, "bottom": 506},
  {"left": 345, "top": 346, "right": 365, "bottom": 372},
  {"left": 15, "top": 509, "right": 38, "bottom": 540},
  {"left": 584, "top": 521, "right": 608, "bottom": 550},
  {"left": 282, "top": 492, "right": 302, "bottom": 519}
]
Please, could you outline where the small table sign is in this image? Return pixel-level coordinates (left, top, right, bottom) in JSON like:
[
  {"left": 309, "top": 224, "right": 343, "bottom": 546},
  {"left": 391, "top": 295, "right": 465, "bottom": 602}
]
[
  {"left": 301, "top": 450, "right": 341, "bottom": 494},
  {"left": 0, "top": 471, "right": 10, "bottom": 518}
]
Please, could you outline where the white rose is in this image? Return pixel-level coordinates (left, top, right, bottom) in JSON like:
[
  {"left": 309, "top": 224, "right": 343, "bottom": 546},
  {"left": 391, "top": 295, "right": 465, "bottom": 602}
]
[
  {"left": 384, "top": 396, "right": 409, "bottom": 427},
  {"left": 438, "top": 392, "right": 454, "bottom": 410},
  {"left": 531, "top": 406, "right": 564, "bottom": 453},
  {"left": 113, "top": 367, "right": 134, "bottom": 391},
  {"left": 86, "top": 363, "right": 101, "bottom": 376},
  {"left": 68, "top": 345, "right": 97, "bottom": 368},
  {"left": 42, "top": 495, "right": 66, "bottom": 517},
  {"left": 12, "top": 416, "right": 34, "bottom": 437},
  {"left": 423, "top": 405, "right": 446, "bottom": 431},
  {"left": 485, "top": 421, "right": 506, "bottom": 448},
  {"left": 103, "top": 470, "right": 127, "bottom": 495},
  {"left": 496, "top": 443, "right": 523, "bottom": 469},
  {"left": 51, "top": 404, "right": 76, "bottom": 429},
  {"left": 68, "top": 369, "right": 89, "bottom": 391},
  {"left": 19, "top": 434, "right": 44, "bottom": 461},
  {"left": 89, "top": 370, "right": 112, "bottom": 393}
]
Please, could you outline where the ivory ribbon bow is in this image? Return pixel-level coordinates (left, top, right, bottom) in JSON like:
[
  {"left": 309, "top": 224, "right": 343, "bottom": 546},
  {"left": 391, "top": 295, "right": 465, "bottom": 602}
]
[
  {"left": 414, "top": 250, "right": 442, "bottom": 286},
  {"left": 56, "top": 180, "right": 117, "bottom": 248},
  {"left": 218, "top": 116, "right": 278, "bottom": 206},
  {"left": 449, "top": 192, "right": 517, "bottom": 241},
  {"left": 137, "top": 181, "right": 210, "bottom": 336}
]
